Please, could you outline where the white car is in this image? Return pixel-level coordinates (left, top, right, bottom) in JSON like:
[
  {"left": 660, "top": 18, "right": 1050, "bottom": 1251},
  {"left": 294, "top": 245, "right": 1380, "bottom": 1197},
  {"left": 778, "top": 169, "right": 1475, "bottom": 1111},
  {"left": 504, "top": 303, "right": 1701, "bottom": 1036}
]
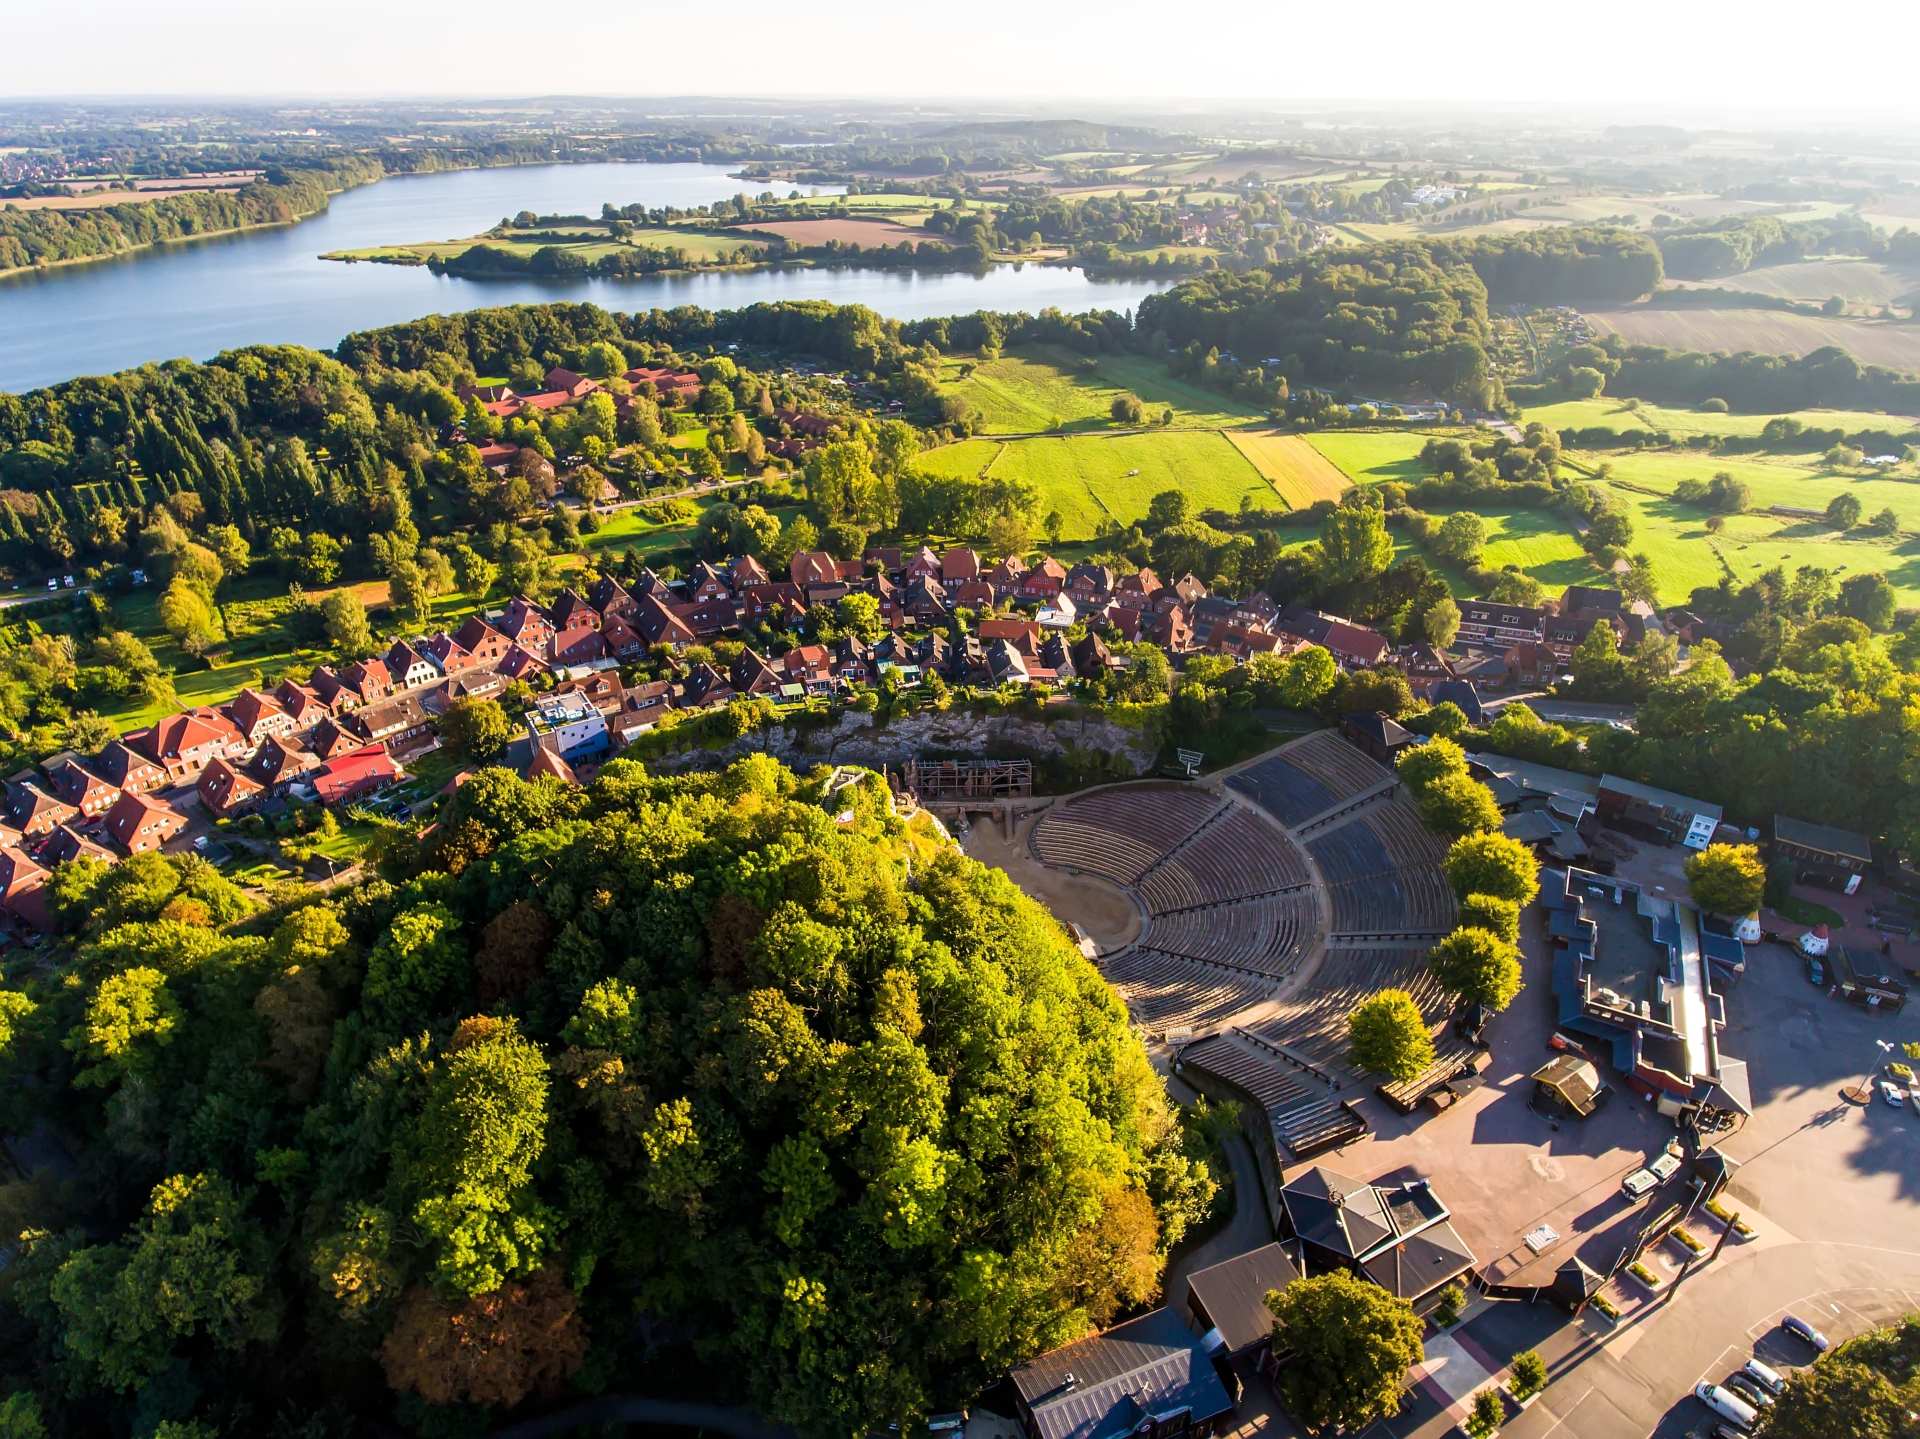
[
  {"left": 1882, "top": 1080, "right": 1905, "bottom": 1107},
  {"left": 1649, "top": 1151, "right": 1683, "bottom": 1182},
  {"left": 1694, "top": 1381, "right": 1758, "bottom": 1429}
]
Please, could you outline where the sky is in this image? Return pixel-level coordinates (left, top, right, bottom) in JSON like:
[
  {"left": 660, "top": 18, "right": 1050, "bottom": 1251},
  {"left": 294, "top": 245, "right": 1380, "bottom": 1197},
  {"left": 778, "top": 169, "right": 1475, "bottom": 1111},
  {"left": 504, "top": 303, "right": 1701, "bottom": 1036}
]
[{"left": 9, "top": 0, "right": 1920, "bottom": 118}]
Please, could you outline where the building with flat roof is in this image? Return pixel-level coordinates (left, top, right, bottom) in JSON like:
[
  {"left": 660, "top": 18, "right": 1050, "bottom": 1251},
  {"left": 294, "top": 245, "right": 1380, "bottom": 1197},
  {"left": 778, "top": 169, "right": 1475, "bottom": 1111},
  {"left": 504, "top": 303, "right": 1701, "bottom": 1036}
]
[
  {"left": 527, "top": 692, "right": 609, "bottom": 764},
  {"left": 1544, "top": 867, "right": 1749, "bottom": 1117}
]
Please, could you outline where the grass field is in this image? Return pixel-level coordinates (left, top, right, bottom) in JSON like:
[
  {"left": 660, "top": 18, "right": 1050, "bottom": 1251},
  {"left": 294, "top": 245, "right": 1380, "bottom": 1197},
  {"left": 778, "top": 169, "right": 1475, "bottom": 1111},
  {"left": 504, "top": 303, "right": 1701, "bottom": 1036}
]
[
  {"left": 1227, "top": 430, "right": 1351, "bottom": 506},
  {"left": 936, "top": 347, "right": 1263, "bottom": 434},
  {"left": 329, "top": 225, "right": 768, "bottom": 265},
  {"left": 733, "top": 217, "right": 937, "bottom": 247},
  {"left": 1675, "top": 258, "right": 1920, "bottom": 308},
  {"left": 917, "top": 430, "right": 1280, "bottom": 540},
  {"left": 1529, "top": 398, "right": 1920, "bottom": 439},
  {"left": 1589, "top": 448, "right": 1920, "bottom": 530},
  {"left": 1585, "top": 305, "right": 1920, "bottom": 372},
  {"left": 1303, "top": 431, "right": 1436, "bottom": 485}
]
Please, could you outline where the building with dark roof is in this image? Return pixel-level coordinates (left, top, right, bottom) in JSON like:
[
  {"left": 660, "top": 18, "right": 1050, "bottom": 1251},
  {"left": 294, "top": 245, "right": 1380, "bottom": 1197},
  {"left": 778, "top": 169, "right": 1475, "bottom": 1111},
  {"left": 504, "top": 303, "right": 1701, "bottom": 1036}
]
[
  {"left": 1009, "top": 1307, "right": 1235, "bottom": 1439},
  {"left": 1773, "top": 814, "right": 1871, "bottom": 876},
  {"left": 1596, "top": 774, "right": 1721, "bottom": 850},
  {"left": 1277, "top": 1166, "right": 1475, "bottom": 1304},
  {"left": 1183, "top": 1244, "right": 1300, "bottom": 1358}
]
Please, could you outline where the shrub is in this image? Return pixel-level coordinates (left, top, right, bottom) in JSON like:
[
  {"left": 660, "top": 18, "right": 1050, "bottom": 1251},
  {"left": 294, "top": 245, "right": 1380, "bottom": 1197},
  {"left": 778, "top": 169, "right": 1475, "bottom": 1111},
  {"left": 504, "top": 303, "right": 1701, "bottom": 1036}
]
[
  {"left": 1509, "top": 1349, "right": 1548, "bottom": 1401},
  {"left": 1591, "top": 1294, "right": 1620, "bottom": 1319},
  {"left": 1627, "top": 1261, "right": 1660, "bottom": 1288},
  {"left": 1671, "top": 1226, "right": 1706, "bottom": 1254},
  {"left": 1464, "top": 1389, "right": 1505, "bottom": 1438},
  {"left": 1432, "top": 1281, "right": 1467, "bottom": 1327}
]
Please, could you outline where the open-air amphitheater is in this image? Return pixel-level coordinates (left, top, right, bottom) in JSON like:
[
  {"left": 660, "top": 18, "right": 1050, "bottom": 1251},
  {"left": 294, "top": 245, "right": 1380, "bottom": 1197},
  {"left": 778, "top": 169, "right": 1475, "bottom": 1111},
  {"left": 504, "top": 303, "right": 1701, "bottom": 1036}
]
[{"left": 1025, "top": 728, "right": 1478, "bottom": 1160}]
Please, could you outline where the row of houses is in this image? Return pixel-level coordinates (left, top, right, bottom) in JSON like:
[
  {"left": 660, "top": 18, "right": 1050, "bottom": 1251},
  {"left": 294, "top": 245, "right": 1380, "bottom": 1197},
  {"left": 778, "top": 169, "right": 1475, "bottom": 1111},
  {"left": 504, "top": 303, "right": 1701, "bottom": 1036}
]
[{"left": 1455, "top": 584, "right": 1651, "bottom": 672}]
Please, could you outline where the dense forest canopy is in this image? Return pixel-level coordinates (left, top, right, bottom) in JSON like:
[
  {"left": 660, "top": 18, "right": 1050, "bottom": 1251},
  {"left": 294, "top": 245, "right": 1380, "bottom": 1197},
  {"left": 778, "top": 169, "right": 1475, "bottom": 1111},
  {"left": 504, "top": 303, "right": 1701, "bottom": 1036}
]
[{"left": 0, "top": 757, "right": 1213, "bottom": 1435}]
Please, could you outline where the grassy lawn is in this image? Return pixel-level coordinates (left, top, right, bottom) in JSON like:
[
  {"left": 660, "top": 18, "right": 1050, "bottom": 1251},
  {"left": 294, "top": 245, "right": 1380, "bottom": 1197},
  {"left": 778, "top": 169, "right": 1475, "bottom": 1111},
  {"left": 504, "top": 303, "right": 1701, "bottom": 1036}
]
[
  {"left": 329, "top": 224, "right": 767, "bottom": 265},
  {"left": 1590, "top": 448, "right": 1920, "bottom": 531},
  {"left": 1529, "top": 398, "right": 1920, "bottom": 439},
  {"left": 1305, "top": 430, "right": 1439, "bottom": 486},
  {"left": 935, "top": 346, "right": 1262, "bottom": 434},
  {"left": 1780, "top": 893, "right": 1847, "bottom": 928},
  {"left": 917, "top": 430, "right": 1280, "bottom": 540}
]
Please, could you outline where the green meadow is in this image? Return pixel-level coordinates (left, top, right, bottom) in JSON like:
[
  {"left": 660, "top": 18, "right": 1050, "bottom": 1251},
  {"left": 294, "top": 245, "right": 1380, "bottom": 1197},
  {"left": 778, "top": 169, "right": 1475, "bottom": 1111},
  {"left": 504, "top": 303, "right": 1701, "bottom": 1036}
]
[
  {"left": 935, "top": 347, "right": 1263, "bottom": 434},
  {"left": 917, "top": 430, "right": 1281, "bottom": 540}
]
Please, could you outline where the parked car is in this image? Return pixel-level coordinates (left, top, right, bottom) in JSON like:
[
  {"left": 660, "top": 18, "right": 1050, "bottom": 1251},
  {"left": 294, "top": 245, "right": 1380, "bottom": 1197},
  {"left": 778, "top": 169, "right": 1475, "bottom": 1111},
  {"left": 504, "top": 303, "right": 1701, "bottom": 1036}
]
[
  {"left": 1882, "top": 1080, "right": 1905, "bottom": 1107},
  {"left": 1649, "top": 1150, "right": 1683, "bottom": 1183},
  {"left": 1694, "top": 1381, "right": 1758, "bottom": 1430},
  {"left": 1742, "top": 1358, "right": 1786, "bottom": 1396},
  {"left": 1724, "top": 1373, "right": 1774, "bottom": 1410},
  {"left": 1782, "top": 1314, "right": 1831, "bottom": 1352}
]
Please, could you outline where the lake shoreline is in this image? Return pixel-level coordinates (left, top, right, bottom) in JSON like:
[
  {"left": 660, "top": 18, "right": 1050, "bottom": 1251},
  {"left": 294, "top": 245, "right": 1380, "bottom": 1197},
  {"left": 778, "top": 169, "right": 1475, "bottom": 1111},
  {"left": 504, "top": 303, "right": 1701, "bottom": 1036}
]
[{"left": 0, "top": 157, "right": 776, "bottom": 284}]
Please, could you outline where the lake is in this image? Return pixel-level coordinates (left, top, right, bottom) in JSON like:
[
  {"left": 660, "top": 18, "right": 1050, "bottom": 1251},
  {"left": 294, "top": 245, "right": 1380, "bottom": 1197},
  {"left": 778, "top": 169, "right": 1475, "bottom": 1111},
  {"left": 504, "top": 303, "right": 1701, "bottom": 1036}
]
[{"left": 0, "top": 161, "right": 1174, "bottom": 393}]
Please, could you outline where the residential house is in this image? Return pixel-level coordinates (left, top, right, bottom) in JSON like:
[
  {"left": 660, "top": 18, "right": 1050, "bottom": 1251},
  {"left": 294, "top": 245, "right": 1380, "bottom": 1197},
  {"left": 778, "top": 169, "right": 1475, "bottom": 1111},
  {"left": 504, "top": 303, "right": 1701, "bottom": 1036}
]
[
  {"left": 904, "top": 546, "right": 941, "bottom": 584},
  {"left": 250, "top": 735, "right": 320, "bottom": 791},
  {"left": 728, "top": 553, "right": 771, "bottom": 590},
  {"left": 7, "top": 779, "right": 77, "bottom": 838},
  {"left": 1112, "top": 567, "right": 1163, "bottom": 609},
  {"left": 337, "top": 659, "right": 394, "bottom": 705},
  {"left": 43, "top": 824, "right": 113, "bottom": 868},
  {"left": 678, "top": 663, "right": 734, "bottom": 708},
  {"left": 306, "top": 718, "right": 363, "bottom": 763},
  {"left": 731, "top": 648, "right": 784, "bottom": 698},
  {"left": 634, "top": 593, "right": 697, "bottom": 651},
  {"left": 544, "top": 366, "right": 598, "bottom": 398},
  {"left": 420, "top": 633, "right": 481, "bottom": 682},
  {"left": 527, "top": 693, "right": 610, "bottom": 764},
  {"left": 1066, "top": 562, "right": 1114, "bottom": 604},
  {"left": 226, "top": 687, "right": 295, "bottom": 747},
  {"left": 311, "top": 745, "right": 401, "bottom": 806},
  {"left": 1456, "top": 600, "right": 1548, "bottom": 653},
  {"left": 1018, "top": 556, "right": 1068, "bottom": 603},
  {"left": 782, "top": 644, "right": 834, "bottom": 695},
  {"left": 984, "top": 554, "right": 1029, "bottom": 599},
  {"left": 1273, "top": 607, "right": 1390, "bottom": 670},
  {"left": 551, "top": 623, "right": 610, "bottom": 667},
  {"left": 104, "top": 791, "right": 188, "bottom": 855},
  {"left": 198, "top": 757, "right": 263, "bottom": 820},
  {"left": 904, "top": 577, "right": 950, "bottom": 623},
  {"left": 739, "top": 582, "right": 805, "bottom": 626},
  {"left": 953, "top": 577, "right": 995, "bottom": 611},
  {"left": 136, "top": 708, "right": 247, "bottom": 782},
  {"left": 586, "top": 574, "right": 638, "bottom": 620},
  {"left": 497, "top": 645, "right": 551, "bottom": 683},
  {"left": 790, "top": 550, "right": 858, "bottom": 588},
  {"left": 45, "top": 757, "right": 120, "bottom": 819},
  {"left": 271, "top": 679, "right": 333, "bottom": 734},
  {"left": 497, "top": 597, "right": 556, "bottom": 655},
  {"left": 385, "top": 641, "right": 441, "bottom": 691},
  {"left": 832, "top": 635, "right": 873, "bottom": 686},
  {"left": 939, "top": 547, "right": 981, "bottom": 590},
  {"left": 0, "top": 846, "right": 52, "bottom": 932},
  {"left": 549, "top": 589, "right": 602, "bottom": 634},
  {"left": 94, "top": 739, "right": 167, "bottom": 797},
  {"left": 452, "top": 616, "right": 515, "bottom": 668},
  {"left": 1070, "top": 631, "right": 1118, "bottom": 677},
  {"left": 601, "top": 613, "right": 646, "bottom": 660},
  {"left": 526, "top": 741, "right": 580, "bottom": 786},
  {"left": 344, "top": 692, "right": 435, "bottom": 753}
]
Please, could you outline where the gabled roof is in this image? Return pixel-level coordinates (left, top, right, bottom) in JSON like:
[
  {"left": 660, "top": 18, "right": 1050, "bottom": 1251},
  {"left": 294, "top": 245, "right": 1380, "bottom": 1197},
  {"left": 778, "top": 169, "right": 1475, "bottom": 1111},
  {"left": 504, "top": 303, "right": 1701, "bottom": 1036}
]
[
  {"left": 1773, "top": 814, "right": 1871, "bottom": 865},
  {"left": 1185, "top": 1243, "right": 1302, "bottom": 1353},
  {"left": 1010, "top": 1307, "right": 1233, "bottom": 1439},
  {"left": 227, "top": 686, "right": 287, "bottom": 732}
]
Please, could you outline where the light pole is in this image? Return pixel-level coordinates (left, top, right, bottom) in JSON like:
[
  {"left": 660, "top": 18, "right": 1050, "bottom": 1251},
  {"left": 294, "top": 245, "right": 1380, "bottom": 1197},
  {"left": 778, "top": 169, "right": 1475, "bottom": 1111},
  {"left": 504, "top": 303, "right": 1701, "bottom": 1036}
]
[{"left": 1843, "top": 1039, "right": 1894, "bottom": 1105}]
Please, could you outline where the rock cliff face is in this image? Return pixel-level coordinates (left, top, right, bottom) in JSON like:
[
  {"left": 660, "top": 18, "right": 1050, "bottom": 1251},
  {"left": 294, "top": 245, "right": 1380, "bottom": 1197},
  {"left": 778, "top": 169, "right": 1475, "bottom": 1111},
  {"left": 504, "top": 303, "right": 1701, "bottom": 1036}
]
[{"left": 643, "top": 706, "right": 1161, "bottom": 780}]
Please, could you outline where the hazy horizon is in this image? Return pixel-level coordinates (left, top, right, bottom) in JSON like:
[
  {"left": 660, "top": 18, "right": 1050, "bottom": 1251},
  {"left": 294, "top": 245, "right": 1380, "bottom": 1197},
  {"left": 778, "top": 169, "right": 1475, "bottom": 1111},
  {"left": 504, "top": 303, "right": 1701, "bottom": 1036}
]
[{"left": 11, "top": 0, "right": 1920, "bottom": 119}]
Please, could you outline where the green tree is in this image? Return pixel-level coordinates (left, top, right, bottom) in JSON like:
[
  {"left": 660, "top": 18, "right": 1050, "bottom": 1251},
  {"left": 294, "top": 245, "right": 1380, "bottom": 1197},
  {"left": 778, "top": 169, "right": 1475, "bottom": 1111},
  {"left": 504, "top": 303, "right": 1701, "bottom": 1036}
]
[
  {"left": 1347, "top": 989, "right": 1435, "bottom": 1082},
  {"left": 1110, "top": 394, "right": 1144, "bottom": 425},
  {"left": 1319, "top": 497, "right": 1394, "bottom": 588},
  {"left": 1445, "top": 832, "right": 1540, "bottom": 906},
  {"left": 1685, "top": 842, "right": 1765, "bottom": 917},
  {"left": 1458, "top": 893, "right": 1521, "bottom": 944},
  {"left": 389, "top": 557, "right": 434, "bottom": 630},
  {"left": 1433, "top": 512, "right": 1487, "bottom": 565},
  {"left": 65, "top": 966, "right": 179, "bottom": 1090},
  {"left": 442, "top": 696, "right": 511, "bottom": 761},
  {"left": 1267, "top": 1270, "right": 1426, "bottom": 1433},
  {"left": 836, "top": 592, "right": 884, "bottom": 642},
  {"left": 1427, "top": 927, "right": 1525, "bottom": 1011},
  {"left": 452, "top": 544, "right": 498, "bottom": 598},
  {"left": 1416, "top": 771, "right": 1503, "bottom": 839},
  {"left": 1277, "top": 646, "right": 1338, "bottom": 710},
  {"left": 320, "top": 590, "right": 374, "bottom": 659},
  {"left": 1838, "top": 572, "right": 1897, "bottom": 632},
  {"left": 1395, "top": 735, "right": 1468, "bottom": 793},
  {"left": 1146, "top": 489, "right": 1189, "bottom": 531},
  {"left": 1421, "top": 595, "right": 1461, "bottom": 648},
  {"left": 1826, "top": 493, "right": 1863, "bottom": 530}
]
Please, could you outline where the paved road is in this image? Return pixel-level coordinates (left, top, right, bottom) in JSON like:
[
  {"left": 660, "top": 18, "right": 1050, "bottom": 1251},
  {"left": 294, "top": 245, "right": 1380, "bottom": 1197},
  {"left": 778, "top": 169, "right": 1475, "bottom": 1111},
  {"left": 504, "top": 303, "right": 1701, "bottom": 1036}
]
[
  {"left": 1165, "top": 1129, "right": 1271, "bottom": 1303},
  {"left": 0, "top": 583, "right": 90, "bottom": 610},
  {"left": 1483, "top": 692, "right": 1638, "bottom": 729}
]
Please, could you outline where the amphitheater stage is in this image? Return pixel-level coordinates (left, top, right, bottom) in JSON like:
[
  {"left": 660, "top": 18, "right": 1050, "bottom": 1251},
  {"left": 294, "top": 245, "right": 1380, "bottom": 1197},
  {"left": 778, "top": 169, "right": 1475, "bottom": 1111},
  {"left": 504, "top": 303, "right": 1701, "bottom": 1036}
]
[{"left": 962, "top": 811, "right": 1143, "bottom": 954}]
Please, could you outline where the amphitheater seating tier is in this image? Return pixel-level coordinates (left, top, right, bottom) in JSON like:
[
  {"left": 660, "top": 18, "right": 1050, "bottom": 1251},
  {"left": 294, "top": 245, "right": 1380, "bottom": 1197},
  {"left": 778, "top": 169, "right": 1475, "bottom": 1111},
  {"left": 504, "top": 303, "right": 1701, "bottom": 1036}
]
[{"left": 1029, "top": 785, "right": 1226, "bottom": 885}]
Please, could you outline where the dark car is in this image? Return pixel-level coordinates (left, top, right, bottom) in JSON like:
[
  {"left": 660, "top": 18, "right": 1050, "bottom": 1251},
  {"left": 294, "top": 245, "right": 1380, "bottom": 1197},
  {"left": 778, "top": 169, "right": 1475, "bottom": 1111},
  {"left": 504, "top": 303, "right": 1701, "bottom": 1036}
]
[
  {"left": 1782, "top": 1313, "right": 1831, "bottom": 1352},
  {"left": 1806, "top": 956, "right": 1826, "bottom": 986},
  {"left": 1724, "top": 1373, "right": 1774, "bottom": 1410}
]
